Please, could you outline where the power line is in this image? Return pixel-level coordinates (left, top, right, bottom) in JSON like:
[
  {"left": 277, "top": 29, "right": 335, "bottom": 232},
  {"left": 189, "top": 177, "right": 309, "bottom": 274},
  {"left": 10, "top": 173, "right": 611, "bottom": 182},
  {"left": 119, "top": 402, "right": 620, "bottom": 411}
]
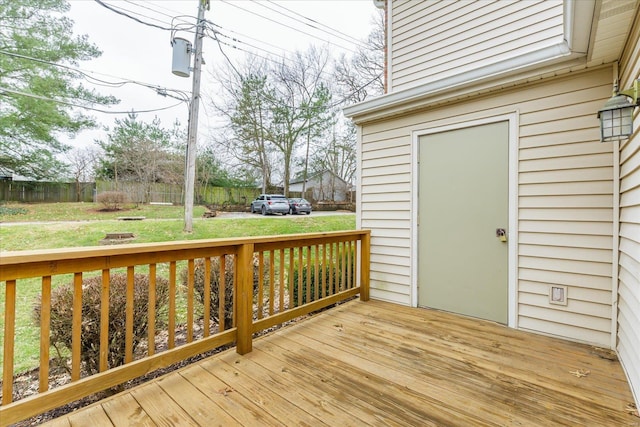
[
  {"left": 87, "top": 1, "right": 371, "bottom": 85},
  {"left": 219, "top": 0, "right": 358, "bottom": 54},
  {"left": 0, "top": 50, "right": 191, "bottom": 99},
  {"left": 0, "top": 87, "right": 185, "bottom": 115},
  {"left": 206, "top": 20, "right": 288, "bottom": 57},
  {"left": 261, "top": 1, "right": 368, "bottom": 48},
  {"left": 204, "top": 26, "right": 382, "bottom": 106},
  {"left": 206, "top": 26, "right": 287, "bottom": 62},
  {"left": 93, "top": 0, "right": 174, "bottom": 31}
]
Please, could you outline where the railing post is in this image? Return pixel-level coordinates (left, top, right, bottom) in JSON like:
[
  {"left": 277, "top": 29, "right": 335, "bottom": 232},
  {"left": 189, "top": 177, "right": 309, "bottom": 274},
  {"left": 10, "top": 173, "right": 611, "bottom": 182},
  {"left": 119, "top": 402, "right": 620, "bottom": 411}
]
[
  {"left": 360, "top": 231, "right": 370, "bottom": 301},
  {"left": 236, "top": 242, "right": 254, "bottom": 355}
]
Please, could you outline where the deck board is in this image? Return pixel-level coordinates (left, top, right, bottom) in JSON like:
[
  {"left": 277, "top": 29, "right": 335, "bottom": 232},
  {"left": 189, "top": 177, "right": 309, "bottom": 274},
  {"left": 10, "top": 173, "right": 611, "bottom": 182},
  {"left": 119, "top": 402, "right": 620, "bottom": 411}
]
[
  {"left": 156, "top": 371, "right": 239, "bottom": 427},
  {"left": 42, "top": 300, "right": 638, "bottom": 427},
  {"left": 130, "top": 382, "right": 199, "bottom": 426}
]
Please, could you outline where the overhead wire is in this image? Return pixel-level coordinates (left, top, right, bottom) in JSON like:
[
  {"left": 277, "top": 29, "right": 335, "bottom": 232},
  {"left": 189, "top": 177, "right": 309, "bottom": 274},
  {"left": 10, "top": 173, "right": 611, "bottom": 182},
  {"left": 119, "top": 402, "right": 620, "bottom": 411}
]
[
  {"left": 218, "top": 0, "right": 359, "bottom": 54},
  {"left": 0, "top": 50, "right": 191, "bottom": 100},
  {"left": 0, "top": 87, "right": 185, "bottom": 114},
  {"left": 12, "top": 1, "right": 376, "bottom": 117},
  {"left": 205, "top": 25, "right": 287, "bottom": 63},
  {"left": 202, "top": 25, "right": 381, "bottom": 108},
  {"left": 92, "top": 0, "right": 174, "bottom": 31},
  {"left": 90, "top": 1, "right": 371, "bottom": 88},
  {"left": 260, "top": 0, "right": 369, "bottom": 49},
  {"left": 206, "top": 21, "right": 288, "bottom": 57}
]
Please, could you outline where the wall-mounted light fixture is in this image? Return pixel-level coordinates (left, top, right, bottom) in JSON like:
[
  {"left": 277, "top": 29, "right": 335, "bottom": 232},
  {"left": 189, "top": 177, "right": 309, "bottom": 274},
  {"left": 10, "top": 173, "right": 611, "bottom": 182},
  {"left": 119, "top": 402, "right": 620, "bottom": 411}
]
[{"left": 598, "top": 79, "right": 639, "bottom": 142}]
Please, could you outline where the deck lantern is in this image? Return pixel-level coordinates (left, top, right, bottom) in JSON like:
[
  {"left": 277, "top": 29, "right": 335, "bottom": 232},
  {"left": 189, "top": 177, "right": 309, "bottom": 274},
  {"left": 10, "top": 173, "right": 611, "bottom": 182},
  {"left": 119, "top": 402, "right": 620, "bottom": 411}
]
[{"left": 598, "top": 79, "right": 639, "bottom": 142}]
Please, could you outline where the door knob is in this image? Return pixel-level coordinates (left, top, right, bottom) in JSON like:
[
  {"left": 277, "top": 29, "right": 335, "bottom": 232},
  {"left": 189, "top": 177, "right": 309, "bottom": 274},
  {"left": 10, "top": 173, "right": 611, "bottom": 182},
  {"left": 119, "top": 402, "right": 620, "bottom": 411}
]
[{"left": 496, "top": 228, "right": 507, "bottom": 242}]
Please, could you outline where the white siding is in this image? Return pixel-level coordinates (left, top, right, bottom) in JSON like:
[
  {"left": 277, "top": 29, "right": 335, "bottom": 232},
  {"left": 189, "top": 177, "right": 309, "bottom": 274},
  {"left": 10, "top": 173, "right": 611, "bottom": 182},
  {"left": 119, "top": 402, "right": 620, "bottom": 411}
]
[
  {"left": 358, "top": 67, "right": 616, "bottom": 344},
  {"left": 616, "top": 10, "right": 640, "bottom": 405},
  {"left": 390, "top": 0, "right": 564, "bottom": 92}
]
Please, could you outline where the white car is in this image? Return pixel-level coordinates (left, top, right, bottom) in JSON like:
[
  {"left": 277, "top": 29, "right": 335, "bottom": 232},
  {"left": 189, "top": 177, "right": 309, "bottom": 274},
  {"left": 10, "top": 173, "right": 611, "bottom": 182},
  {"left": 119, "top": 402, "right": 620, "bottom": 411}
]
[{"left": 250, "top": 194, "right": 290, "bottom": 215}]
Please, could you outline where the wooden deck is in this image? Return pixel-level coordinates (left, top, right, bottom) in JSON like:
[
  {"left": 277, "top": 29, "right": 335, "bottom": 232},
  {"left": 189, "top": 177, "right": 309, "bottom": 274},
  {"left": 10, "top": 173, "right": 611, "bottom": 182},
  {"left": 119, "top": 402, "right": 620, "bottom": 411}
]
[{"left": 43, "top": 300, "right": 637, "bottom": 427}]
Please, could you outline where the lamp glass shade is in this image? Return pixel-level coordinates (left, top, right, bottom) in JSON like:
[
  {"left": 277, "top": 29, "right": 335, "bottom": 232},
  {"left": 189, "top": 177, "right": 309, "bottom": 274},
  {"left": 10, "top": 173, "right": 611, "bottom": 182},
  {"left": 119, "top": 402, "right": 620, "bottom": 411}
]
[{"left": 598, "top": 102, "right": 634, "bottom": 142}]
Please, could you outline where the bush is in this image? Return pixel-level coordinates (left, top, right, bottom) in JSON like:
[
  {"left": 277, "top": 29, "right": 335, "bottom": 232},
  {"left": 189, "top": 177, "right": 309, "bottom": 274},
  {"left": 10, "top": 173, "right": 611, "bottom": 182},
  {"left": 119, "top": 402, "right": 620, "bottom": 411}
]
[
  {"left": 183, "top": 255, "right": 264, "bottom": 329},
  {"left": 291, "top": 251, "right": 355, "bottom": 307},
  {"left": 33, "top": 273, "right": 169, "bottom": 376},
  {"left": 96, "top": 191, "right": 128, "bottom": 210},
  {"left": 291, "top": 265, "right": 332, "bottom": 307},
  {"left": 0, "top": 205, "right": 28, "bottom": 216}
]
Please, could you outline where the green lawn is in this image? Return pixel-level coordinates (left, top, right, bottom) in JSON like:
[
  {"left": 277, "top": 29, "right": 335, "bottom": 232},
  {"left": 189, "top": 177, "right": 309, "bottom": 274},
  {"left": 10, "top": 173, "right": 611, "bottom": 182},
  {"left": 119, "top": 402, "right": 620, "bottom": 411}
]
[
  {"left": 0, "top": 202, "right": 355, "bottom": 251},
  {"left": 0, "top": 202, "right": 355, "bottom": 373}
]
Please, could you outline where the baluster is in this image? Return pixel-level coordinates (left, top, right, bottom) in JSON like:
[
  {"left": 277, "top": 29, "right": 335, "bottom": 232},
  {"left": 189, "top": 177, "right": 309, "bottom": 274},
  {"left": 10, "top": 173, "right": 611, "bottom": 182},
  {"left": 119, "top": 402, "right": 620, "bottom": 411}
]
[
  {"left": 347, "top": 241, "right": 353, "bottom": 289},
  {"left": 305, "top": 246, "right": 312, "bottom": 304},
  {"left": 322, "top": 244, "right": 327, "bottom": 298},
  {"left": 187, "top": 259, "right": 194, "bottom": 343},
  {"left": 168, "top": 261, "right": 176, "bottom": 349},
  {"left": 39, "top": 276, "right": 51, "bottom": 392},
  {"left": 2, "top": 279, "right": 16, "bottom": 405},
  {"left": 203, "top": 258, "right": 211, "bottom": 337},
  {"left": 288, "top": 248, "right": 294, "bottom": 310},
  {"left": 269, "top": 250, "right": 275, "bottom": 315},
  {"left": 329, "top": 243, "right": 334, "bottom": 296},
  {"left": 297, "top": 247, "right": 303, "bottom": 307},
  {"left": 314, "top": 245, "right": 319, "bottom": 301},
  {"left": 339, "top": 242, "right": 347, "bottom": 291},
  {"left": 258, "top": 251, "right": 264, "bottom": 319},
  {"left": 125, "top": 266, "right": 134, "bottom": 363},
  {"left": 148, "top": 264, "right": 157, "bottom": 356},
  {"left": 219, "top": 255, "right": 226, "bottom": 331},
  {"left": 279, "top": 248, "right": 285, "bottom": 312},
  {"left": 72, "top": 272, "right": 82, "bottom": 381},
  {"left": 99, "top": 269, "right": 110, "bottom": 372}
]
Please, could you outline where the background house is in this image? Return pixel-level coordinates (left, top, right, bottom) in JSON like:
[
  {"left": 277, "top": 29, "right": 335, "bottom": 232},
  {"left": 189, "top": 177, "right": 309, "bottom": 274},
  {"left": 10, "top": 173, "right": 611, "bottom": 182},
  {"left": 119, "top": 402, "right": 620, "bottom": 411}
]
[
  {"left": 345, "top": 0, "right": 639, "bottom": 405},
  {"left": 289, "top": 170, "right": 352, "bottom": 202}
]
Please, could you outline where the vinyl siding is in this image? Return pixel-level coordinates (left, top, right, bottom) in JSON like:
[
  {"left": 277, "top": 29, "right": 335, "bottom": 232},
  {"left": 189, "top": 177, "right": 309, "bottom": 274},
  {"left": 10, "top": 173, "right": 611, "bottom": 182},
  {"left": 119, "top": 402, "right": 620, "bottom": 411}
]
[
  {"left": 616, "top": 9, "right": 640, "bottom": 405},
  {"left": 358, "top": 67, "right": 615, "bottom": 345},
  {"left": 389, "top": 0, "right": 564, "bottom": 92}
]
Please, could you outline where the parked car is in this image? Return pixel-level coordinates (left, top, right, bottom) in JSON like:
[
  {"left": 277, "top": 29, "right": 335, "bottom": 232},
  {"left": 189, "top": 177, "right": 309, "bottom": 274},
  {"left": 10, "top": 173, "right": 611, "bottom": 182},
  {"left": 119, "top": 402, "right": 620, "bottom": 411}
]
[
  {"left": 288, "top": 197, "right": 312, "bottom": 215},
  {"left": 250, "top": 194, "right": 289, "bottom": 215}
]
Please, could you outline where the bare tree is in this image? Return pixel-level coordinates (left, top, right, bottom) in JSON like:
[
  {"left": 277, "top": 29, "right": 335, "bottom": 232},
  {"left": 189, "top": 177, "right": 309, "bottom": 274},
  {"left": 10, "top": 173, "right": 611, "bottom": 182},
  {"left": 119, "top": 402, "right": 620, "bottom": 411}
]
[
  {"left": 334, "top": 9, "right": 385, "bottom": 103},
  {"left": 208, "top": 60, "right": 275, "bottom": 193},
  {"left": 66, "top": 146, "right": 98, "bottom": 202},
  {"left": 96, "top": 114, "right": 183, "bottom": 203},
  {"left": 268, "top": 46, "right": 333, "bottom": 195},
  {"left": 308, "top": 122, "right": 357, "bottom": 197}
]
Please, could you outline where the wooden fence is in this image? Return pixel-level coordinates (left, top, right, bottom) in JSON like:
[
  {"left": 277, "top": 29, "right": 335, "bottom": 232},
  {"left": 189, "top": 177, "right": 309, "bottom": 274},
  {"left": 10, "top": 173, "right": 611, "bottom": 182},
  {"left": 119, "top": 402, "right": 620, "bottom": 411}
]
[
  {"left": 0, "top": 181, "right": 94, "bottom": 203},
  {"left": 0, "top": 181, "right": 355, "bottom": 210}
]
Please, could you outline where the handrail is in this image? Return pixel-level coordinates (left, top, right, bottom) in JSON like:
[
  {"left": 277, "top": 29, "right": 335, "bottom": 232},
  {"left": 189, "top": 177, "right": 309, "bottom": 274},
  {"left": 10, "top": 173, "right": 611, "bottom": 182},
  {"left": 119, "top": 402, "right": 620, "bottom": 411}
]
[{"left": 0, "top": 230, "right": 370, "bottom": 426}]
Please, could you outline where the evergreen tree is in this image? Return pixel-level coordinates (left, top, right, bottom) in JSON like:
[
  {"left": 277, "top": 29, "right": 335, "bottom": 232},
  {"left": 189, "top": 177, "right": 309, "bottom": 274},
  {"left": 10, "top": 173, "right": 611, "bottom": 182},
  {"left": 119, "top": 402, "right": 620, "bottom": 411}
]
[{"left": 0, "top": 0, "right": 116, "bottom": 179}]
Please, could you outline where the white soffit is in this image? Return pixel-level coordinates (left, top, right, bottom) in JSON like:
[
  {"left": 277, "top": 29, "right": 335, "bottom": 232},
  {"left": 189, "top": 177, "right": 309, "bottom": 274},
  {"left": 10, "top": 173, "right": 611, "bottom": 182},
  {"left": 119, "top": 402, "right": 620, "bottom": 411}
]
[{"left": 589, "top": 0, "right": 638, "bottom": 64}]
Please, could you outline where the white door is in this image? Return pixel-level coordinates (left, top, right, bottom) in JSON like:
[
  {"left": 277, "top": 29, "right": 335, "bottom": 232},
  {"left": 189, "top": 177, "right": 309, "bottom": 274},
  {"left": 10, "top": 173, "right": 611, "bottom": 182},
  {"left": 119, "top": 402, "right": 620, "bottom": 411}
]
[{"left": 418, "top": 121, "right": 509, "bottom": 324}]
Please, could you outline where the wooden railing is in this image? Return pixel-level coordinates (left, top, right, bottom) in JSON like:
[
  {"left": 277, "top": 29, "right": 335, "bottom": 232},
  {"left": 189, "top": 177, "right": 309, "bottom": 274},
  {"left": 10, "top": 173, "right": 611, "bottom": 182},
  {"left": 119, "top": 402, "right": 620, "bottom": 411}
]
[{"left": 0, "top": 230, "right": 370, "bottom": 426}]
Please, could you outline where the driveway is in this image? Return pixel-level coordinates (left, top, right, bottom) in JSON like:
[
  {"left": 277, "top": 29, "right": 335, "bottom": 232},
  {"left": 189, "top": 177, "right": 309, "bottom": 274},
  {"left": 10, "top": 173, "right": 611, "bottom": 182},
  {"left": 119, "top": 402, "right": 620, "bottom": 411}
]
[{"left": 214, "top": 211, "right": 354, "bottom": 219}]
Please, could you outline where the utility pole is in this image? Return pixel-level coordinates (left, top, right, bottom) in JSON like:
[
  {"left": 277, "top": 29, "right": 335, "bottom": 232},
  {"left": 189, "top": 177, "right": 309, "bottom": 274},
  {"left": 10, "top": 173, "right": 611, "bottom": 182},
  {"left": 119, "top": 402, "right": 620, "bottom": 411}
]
[{"left": 183, "top": 0, "right": 208, "bottom": 233}]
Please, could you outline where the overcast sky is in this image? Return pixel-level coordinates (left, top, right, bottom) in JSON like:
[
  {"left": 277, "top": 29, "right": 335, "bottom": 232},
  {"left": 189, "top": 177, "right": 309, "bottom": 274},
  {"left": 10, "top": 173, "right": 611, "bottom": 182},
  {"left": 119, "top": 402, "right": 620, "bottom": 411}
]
[{"left": 65, "top": 0, "right": 380, "bottom": 149}]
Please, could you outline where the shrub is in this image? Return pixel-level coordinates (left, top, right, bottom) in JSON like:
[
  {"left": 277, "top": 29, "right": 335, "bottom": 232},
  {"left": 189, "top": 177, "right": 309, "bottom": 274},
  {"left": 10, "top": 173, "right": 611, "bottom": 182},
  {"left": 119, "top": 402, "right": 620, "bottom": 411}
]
[
  {"left": 96, "top": 191, "right": 128, "bottom": 210},
  {"left": 183, "top": 255, "right": 264, "bottom": 329},
  {"left": 0, "top": 205, "right": 28, "bottom": 216},
  {"left": 291, "top": 251, "right": 355, "bottom": 307},
  {"left": 33, "top": 273, "right": 169, "bottom": 376}
]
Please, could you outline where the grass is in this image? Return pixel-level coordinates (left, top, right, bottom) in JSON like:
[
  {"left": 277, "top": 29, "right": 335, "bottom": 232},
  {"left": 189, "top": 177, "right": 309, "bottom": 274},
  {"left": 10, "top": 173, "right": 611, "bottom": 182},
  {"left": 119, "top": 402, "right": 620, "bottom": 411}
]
[
  {"left": 0, "top": 202, "right": 355, "bottom": 373},
  {"left": 0, "top": 202, "right": 354, "bottom": 251},
  {"left": 0, "top": 201, "right": 205, "bottom": 222}
]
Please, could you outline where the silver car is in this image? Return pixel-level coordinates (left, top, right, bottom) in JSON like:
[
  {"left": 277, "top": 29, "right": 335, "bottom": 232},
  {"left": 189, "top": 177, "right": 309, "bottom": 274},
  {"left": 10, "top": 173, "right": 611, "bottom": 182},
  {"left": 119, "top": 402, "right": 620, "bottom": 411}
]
[
  {"left": 288, "top": 198, "right": 312, "bottom": 215},
  {"left": 250, "top": 194, "right": 289, "bottom": 215}
]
